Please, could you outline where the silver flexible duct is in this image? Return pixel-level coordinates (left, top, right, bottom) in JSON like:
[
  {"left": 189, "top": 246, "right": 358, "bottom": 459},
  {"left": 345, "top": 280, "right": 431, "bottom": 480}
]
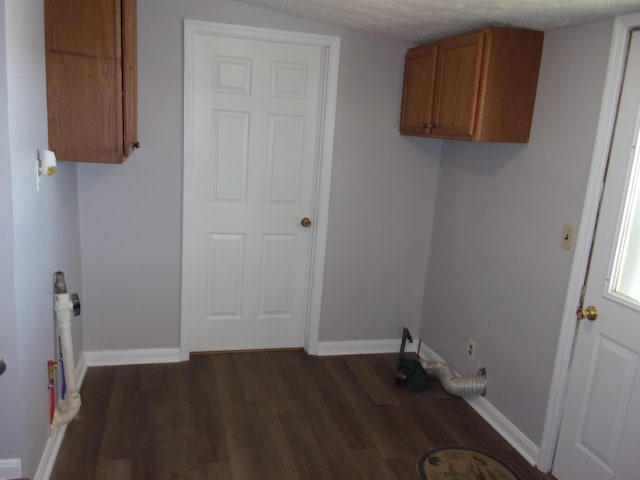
[{"left": 419, "top": 359, "right": 487, "bottom": 397}]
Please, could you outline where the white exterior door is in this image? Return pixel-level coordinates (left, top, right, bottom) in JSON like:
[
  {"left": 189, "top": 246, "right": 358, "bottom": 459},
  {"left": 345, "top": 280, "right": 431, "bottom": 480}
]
[
  {"left": 183, "top": 25, "right": 327, "bottom": 352},
  {"left": 553, "top": 31, "right": 640, "bottom": 480}
]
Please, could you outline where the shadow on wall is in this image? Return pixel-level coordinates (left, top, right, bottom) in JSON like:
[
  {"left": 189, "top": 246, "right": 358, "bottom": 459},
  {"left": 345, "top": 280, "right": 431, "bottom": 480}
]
[{"left": 439, "top": 140, "right": 527, "bottom": 176}]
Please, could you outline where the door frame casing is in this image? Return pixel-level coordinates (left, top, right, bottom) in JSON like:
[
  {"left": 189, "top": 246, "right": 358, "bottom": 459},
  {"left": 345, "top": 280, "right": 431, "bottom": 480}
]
[
  {"left": 180, "top": 20, "right": 340, "bottom": 360},
  {"left": 539, "top": 11, "right": 640, "bottom": 471}
]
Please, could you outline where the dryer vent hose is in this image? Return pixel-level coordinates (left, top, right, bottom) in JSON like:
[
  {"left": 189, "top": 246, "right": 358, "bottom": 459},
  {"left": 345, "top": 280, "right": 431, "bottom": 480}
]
[{"left": 419, "top": 359, "right": 487, "bottom": 397}]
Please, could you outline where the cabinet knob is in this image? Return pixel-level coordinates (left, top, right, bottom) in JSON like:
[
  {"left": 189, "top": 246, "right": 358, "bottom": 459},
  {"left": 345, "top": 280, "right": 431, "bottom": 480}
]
[
  {"left": 132, "top": 141, "right": 140, "bottom": 149},
  {"left": 420, "top": 123, "right": 429, "bottom": 129},
  {"left": 428, "top": 123, "right": 437, "bottom": 129}
]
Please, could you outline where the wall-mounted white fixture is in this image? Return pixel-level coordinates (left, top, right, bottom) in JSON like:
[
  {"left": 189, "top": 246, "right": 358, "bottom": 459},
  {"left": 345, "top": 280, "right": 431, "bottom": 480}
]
[{"left": 36, "top": 149, "right": 57, "bottom": 191}]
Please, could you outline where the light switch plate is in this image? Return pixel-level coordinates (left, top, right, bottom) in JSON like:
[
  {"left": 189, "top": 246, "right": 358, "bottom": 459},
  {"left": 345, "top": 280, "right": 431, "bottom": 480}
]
[{"left": 561, "top": 224, "right": 575, "bottom": 250}]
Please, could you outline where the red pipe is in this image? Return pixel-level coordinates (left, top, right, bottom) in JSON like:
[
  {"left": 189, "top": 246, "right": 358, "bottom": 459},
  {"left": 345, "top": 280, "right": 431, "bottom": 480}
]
[
  {"left": 47, "top": 360, "right": 57, "bottom": 424},
  {"left": 49, "top": 386, "right": 55, "bottom": 423}
]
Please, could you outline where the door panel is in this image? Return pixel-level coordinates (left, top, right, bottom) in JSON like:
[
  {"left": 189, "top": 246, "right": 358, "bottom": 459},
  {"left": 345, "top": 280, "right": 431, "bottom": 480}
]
[
  {"left": 206, "top": 234, "right": 244, "bottom": 320},
  {"left": 266, "top": 114, "right": 304, "bottom": 204},
  {"left": 578, "top": 335, "right": 637, "bottom": 471},
  {"left": 209, "top": 110, "right": 249, "bottom": 204},
  {"left": 184, "top": 32, "right": 323, "bottom": 352},
  {"left": 553, "top": 31, "right": 640, "bottom": 480},
  {"left": 259, "top": 234, "right": 297, "bottom": 317}
]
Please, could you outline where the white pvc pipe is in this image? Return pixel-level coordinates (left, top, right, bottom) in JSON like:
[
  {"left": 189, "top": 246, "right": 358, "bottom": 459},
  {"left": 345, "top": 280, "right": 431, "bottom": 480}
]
[{"left": 51, "top": 292, "right": 81, "bottom": 431}]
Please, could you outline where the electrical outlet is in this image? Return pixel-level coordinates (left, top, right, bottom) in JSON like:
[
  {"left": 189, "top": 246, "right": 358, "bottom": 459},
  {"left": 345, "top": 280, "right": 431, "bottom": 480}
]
[{"left": 467, "top": 339, "right": 477, "bottom": 361}]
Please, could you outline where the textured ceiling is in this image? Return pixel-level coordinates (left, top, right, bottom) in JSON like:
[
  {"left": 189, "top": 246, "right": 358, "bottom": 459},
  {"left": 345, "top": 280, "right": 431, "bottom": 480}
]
[{"left": 235, "top": 0, "right": 640, "bottom": 43}]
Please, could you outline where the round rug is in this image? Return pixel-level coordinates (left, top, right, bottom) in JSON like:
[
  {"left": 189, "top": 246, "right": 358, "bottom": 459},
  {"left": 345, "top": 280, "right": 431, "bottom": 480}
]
[{"left": 417, "top": 446, "right": 520, "bottom": 480}]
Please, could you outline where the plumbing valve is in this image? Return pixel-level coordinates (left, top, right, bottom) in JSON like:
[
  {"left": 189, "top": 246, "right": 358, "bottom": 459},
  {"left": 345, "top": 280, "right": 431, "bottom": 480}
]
[
  {"left": 70, "top": 293, "right": 81, "bottom": 316},
  {"left": 47, "top": 360, "right": 58, "bottom": 383},
  {"left": 54, "top": 271, "right": 81, "bottom": 316}
]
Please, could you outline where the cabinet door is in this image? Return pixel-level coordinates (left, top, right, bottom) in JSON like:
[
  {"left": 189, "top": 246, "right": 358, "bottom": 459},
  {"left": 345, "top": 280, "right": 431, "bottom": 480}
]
[
  {"left": 432, "top": 31, "right": 484, "bottom": 139},
  {"left": 45, "top": 0, "right": 120, "bottom": 58},
  {"left": 45, "top": 0, "right": 138, "bottom": 163},
  {"left": 400, "top": 45, "right": 438, "bottom": 135},
  {"left": 46, "top": 53, "right": 123, "bottom": 163}
]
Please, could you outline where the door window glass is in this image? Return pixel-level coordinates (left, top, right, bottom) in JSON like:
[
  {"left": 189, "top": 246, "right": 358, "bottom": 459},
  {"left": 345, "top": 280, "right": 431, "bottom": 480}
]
[{"left": 613, "top": 125, "right": 640, "bottom": 303}]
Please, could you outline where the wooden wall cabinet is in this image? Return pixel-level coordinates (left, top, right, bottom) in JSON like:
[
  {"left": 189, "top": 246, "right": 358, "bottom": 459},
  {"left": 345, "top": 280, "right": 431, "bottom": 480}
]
[
  {"left": 400, "top": 27, "right": 544, "bottom": 143},
  {"left": 45, "top": 0, "right": 138, "bottom": 163}
]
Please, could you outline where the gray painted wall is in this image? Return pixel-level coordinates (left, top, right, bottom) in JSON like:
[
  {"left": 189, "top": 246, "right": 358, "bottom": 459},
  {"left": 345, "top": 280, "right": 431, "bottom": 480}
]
[
  {"left": 0, "top": 0, "right": 21, "bottom": 464},
  {"left": 78, "top": 0, "right": 441, "bottom": 351},
  {"left": 420, "top": 18, "right": 615, "bottom": 446},
  {"left": 1, "top": 0, "right": 83, "bottom": 475}
]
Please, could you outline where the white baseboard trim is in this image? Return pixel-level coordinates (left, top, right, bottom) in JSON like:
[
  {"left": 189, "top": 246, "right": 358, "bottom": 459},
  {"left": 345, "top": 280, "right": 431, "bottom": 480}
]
[
  {"left": 84, "top": 348, "right": 181, "bottom": 367},
  {"left": 465, "top": 395, "right": 540, "bottom": 465},
  {"left": 418, "top": 344, "right": 540, "bottom": 466},
  {"left": 33, "top": 424, "right": 67, "bottom": 480},
  {"left": 0, "top": 458, "right": 22, "bottom": 479},
  {"left": 316, "top": 338, "right": 418, "bottom": 356}
]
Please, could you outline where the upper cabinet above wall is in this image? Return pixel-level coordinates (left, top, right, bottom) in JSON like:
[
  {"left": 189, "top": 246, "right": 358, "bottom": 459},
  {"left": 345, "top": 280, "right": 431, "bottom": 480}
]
[
  {"left": 45, "top": 0, "right": 138, "bottom": 163},
  {"left": 400, "top": 27, "right": 543, "bottom": 143}
]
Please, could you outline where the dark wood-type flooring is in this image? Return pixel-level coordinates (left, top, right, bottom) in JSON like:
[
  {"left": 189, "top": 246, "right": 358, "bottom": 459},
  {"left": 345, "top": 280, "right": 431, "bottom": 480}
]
[{"left": 50, "top": 351, "right": 555, "bottom": 479}]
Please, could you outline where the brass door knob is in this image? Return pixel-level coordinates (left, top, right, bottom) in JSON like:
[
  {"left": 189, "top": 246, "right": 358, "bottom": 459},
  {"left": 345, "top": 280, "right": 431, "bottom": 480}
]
[
  {"left": 577, "top": 305, "right": 599, "bottom": 321},
  {"left": 301, "top": 217, "right": 312, "bottom": 228}
]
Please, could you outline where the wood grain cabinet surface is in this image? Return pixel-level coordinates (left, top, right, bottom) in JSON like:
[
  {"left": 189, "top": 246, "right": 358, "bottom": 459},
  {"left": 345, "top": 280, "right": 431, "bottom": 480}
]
[
  {"left": 400, "top": 27, "right": 544, "bottom": 143},
  {"left": 45, "top": 0, "right": 138, "bottom": 163}
]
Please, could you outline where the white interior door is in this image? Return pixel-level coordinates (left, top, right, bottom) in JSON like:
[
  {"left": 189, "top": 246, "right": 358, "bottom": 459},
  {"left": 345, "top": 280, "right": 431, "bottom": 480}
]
[
  {"left": 183, "top": 26, "right": 325, "bottom": 352},
  {"left": 553, "top": 31, "right": 640, "bottom": 480}
]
